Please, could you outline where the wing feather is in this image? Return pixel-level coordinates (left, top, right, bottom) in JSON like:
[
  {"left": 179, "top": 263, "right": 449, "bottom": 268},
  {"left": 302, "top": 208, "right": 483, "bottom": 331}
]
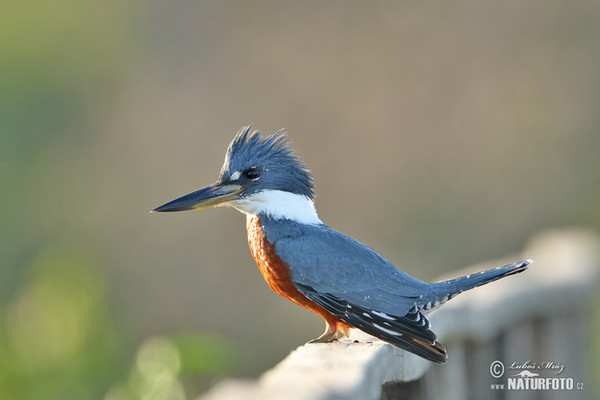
[
  {"left": 266, "top": 220, "right": 428, "bottom": 315},
  {"left": 296, "top": 283, "right": 447, "bottom": 364}
]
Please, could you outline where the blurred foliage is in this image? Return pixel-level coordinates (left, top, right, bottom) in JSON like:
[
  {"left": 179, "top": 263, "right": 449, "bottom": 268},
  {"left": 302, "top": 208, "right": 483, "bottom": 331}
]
[
  {"left": 0, "top": 2, "right": 236, "bottom": 398},
  {"left": 0, "top": 246, "right": 236, "bottom": 400},
  {"left": 0, "top": 0, "right": 130, "bottom": 91},
  {"left": 0, "top": 0, "right": 131, "bottom": 300},
  {"left": 106, "top": 335, "right": 236, "bottom": 400},
  {"left": 171, "top": 333, "right": 236, "bottom": 376},
  {"left": 0, "top": 246, "right": 121, "bottom": 399}
]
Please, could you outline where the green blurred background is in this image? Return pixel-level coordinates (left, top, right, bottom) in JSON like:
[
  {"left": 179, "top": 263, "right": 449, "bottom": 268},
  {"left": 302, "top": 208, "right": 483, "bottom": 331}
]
[{"left": 2, "top": 1, "right": 599, "bottom": 399}]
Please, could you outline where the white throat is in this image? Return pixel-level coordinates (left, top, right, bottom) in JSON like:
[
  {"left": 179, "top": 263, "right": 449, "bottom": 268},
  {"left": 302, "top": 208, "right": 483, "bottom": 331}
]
[{"left": 228, "top": 190, "right": 322, "bottom": 225}]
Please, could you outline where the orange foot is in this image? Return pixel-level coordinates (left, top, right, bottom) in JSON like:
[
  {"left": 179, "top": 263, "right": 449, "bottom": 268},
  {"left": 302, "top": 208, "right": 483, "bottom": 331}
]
[{"left": 308, "top": 320, "right": 351, "bottom": 343}]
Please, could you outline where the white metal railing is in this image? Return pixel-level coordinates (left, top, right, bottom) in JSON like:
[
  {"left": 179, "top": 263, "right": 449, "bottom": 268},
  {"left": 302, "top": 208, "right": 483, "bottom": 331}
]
[{"left": 199, "top": 229, "right": 599, "bottom": 400}]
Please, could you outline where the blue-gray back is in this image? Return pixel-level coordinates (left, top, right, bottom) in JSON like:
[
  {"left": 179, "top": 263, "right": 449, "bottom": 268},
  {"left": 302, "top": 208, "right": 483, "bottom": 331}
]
[{"left": 260, "top": 216, "right": 428, "bottom": 316}]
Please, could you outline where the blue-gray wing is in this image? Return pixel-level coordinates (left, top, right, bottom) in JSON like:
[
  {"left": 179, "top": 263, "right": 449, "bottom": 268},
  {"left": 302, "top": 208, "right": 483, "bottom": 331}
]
[
  {"left": 270, "top": 223, "right": 426, "bottom": 313},
  {"left": 265, "top": 220, "right": 447, "bottom": 363}
]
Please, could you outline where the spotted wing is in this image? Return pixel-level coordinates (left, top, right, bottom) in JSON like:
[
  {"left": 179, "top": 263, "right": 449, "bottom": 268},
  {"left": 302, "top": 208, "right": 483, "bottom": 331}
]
[
  {"left": 295, "top": 283, "right": 447, "bottom": 363},
  {"left": 268, "top": 222, "right": 447, "bottom": 363}
]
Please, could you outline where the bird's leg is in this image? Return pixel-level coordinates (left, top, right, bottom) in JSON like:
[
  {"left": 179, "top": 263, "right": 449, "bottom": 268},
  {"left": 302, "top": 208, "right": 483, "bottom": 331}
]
[
  {"left": 308, "top": 321, "right": 350, "bottom": 343},
  {"left": 309, "top": 322, "right": 338, "bottom": 343}
]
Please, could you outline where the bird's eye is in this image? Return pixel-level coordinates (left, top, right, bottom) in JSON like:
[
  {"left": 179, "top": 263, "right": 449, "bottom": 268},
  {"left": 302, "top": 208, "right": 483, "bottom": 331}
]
[{"left": 244, "top": 167, "right": 260, "bottom": 180}]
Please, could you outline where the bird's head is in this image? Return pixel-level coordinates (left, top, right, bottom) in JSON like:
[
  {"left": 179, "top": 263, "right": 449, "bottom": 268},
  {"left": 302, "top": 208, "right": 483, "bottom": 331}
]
[{"left": 153, "top": 126, "right": 320, "bottom": 223}]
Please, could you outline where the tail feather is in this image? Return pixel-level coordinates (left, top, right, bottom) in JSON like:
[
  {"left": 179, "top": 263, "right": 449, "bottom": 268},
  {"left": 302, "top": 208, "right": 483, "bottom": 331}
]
[
  {"left": 439, "top": 259, "right": 531, "bottom": 292},
  {"left": 421, "top": 259, "right": 532, "bottom": 311}
]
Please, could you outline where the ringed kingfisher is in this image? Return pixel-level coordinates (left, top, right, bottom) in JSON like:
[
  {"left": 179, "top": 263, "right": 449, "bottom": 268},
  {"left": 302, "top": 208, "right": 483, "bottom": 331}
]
[{"left": 153, "top": 126, "right": 531, "bottom": 364}]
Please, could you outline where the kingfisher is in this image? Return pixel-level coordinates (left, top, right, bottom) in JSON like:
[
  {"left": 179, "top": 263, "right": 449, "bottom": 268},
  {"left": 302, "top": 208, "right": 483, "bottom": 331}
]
[{"left": 153, "top": 126, "right": 531, "bottom": 364}]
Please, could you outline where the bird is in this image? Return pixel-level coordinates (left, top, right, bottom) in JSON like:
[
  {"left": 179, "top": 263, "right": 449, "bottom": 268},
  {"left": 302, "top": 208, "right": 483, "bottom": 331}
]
[{"left": 152, "top": 126, "right": 532, "bottom": 364}]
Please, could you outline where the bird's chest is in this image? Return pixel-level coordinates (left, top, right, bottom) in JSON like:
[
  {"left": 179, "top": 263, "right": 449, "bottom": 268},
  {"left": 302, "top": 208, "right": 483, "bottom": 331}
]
[
  {"left": 245, "top": 216, "right": 347, "bottom": 325},
  {"left": 246, "top": 216, "right": 297, "bottom": 299}
]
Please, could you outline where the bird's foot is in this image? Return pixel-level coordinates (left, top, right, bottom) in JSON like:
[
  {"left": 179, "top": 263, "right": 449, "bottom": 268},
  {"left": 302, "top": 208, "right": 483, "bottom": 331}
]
[
  {"left": 308, "top": 334, "right": 336, "bottom": 344},
  {"left": 308, "top": 324, "right": 349, "bottom": 344}
]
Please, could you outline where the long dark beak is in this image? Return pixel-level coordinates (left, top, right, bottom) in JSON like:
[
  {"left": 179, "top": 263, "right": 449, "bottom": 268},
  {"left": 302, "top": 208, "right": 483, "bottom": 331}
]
[{"left": 152, "top": 181, "right": 243, "bottom": 212}]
